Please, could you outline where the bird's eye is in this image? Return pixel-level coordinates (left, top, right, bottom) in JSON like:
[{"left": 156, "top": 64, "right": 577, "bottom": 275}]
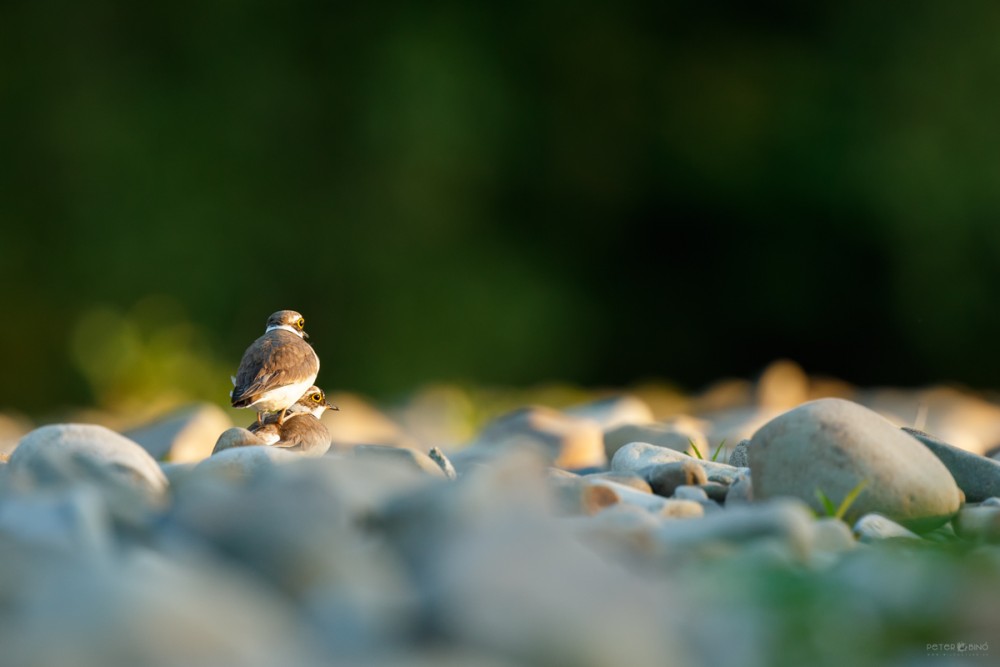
[
  {"left": 296, "top": 318, "right": 305, "bottom": 329},
  {"left": 311, "top": 393, "right": 323, "bottom": 402}
]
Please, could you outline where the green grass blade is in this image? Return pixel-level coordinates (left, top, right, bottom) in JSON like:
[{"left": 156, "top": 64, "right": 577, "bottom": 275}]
[
  {"left": 710, "top": 439, "right": 728, "bottom": 462},
  {"left": 688, "top": 438, "right": 704, "bottom": 460},
  {"left": 834, "top": 479, "right": 869, "bottom": 520},
  {"left": 815, "top": 488, "right": 837, "bottom": 517}
]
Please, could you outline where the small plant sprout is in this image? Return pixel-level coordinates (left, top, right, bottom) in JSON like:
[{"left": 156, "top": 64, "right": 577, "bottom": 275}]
[
  {"left": 710, "top": 438, "right": 727, "bottom": 462},
  {"left": 688, "top": 438, "right": 728, "bottom": 461},
  {"left": 815, "top": 479, "right": 870, "bottom": 520},
  {"left": 688, "top": 438, "right": 705, "bottom": 460}
]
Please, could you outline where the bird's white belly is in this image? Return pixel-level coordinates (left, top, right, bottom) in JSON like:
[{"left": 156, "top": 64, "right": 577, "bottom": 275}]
[{"left": 248, "top": 377, "right": 316, "bottom": 412}]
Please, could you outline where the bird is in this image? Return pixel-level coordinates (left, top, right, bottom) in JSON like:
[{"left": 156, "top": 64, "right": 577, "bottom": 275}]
[
  {"left": 230, "top": 310, "right": 320, "bottom": 425},
  {"left": 249, "top": 386, "right": 337, "bottom": 456}
]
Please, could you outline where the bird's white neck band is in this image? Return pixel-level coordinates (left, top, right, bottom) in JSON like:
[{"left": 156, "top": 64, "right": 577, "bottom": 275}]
[{"left": 266, "top": 324, "right": 302, "bottom": 337}]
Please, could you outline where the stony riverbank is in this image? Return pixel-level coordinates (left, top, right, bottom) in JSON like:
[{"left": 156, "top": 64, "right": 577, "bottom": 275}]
[{"left": 2, "top": 362, "right": 999, "bottom": 666}]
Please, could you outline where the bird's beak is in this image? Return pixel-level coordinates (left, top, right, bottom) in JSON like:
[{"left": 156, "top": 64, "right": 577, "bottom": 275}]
[
  {"left": 326, "top": 401, "right": 339, "bottom": 411},
  {"left": 302, "top": 331, "right": 310, "bottom": 339}
]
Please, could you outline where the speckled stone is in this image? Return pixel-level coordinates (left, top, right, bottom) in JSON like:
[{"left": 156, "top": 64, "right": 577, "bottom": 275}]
[{"left": 750, "top": 399, "right": 961, "bottom": 531}]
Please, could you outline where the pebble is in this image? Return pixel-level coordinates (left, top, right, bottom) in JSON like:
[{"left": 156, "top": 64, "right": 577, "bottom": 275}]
[
  {"left": 472, "top": 406, "right": 606, "bottom": 470},
  {"left": 809, "top": 517, "right": 856, "bottom": 554},
  {"left": 603, "top": 420, "right": 707, "bottom": 461},
  {"left": 0, "top": 549, "right": 329, "bottom": 667},
  {"left": 755, "top": 359, "right": 810, "bottom": 411},
  {"left": 727, "top": 439, "right": 750, "bottom": 467},
  {"left": 564, "top": 394, "right": 654, "bottom": 429},
  {"left": 749, "top": 399, "right": 961, "bottom": 531},
  {"left": 212, "top": 427, "right": 268, "bottom": 454},
  {"left": 644, "top": 461, "right": 707, "bottom": 497},
  {"left": 191, "top": 445, "right": 299, "bottom": 483},
  {"left": 853, "top": 513, "right": 922, "bottom": 542},
  {"left": 551, "top": 478, "right": 621, "bottom": 515},
  {"left": 583, "top": 471, "right": 653, "bottom": 494},
  {"left": 612, "top": 442, "right": 744, "bottom": 484},
  {"left": 428, "top": 446, "right": 458, "bottom": 479},
  {"left": 9, "top": 424, "right": 168, "bottom": 494},
  {"left": 699, "top": 482, "right": 730, "bottom": 503},
  {"left": 652, "top": 499, "right": 815, "bottom": 561},
  {"left": 125, "top": 403, "right": 233, "bottom": 462},
  {"left": 323, "top": 391, "right": 417, "bottom": 450},
  {"left": 583, "top": 478, "right": 704, "bottom": 517},
  {"left": 0, "top": 411, "right": 31, "bottom": 458},
  {"left": 902, "top": 427, "right": 1000, "bottom": 502},
  {"left": 571, "top": 504, "right": 663, "bottom": 555},
  {"left": 352, "top": 445, "right": 447, "bottom": 477},
  {"left": 726, "top": 471, "right": 753, "bottom": 506},
  {"left": 953, "top": 505, "right": 1000, "bottom": 542},
  {"left": 431, "top": 514, "right": 680, "bottom": 667},
  {"left": 858, "top": 386, "right": 1000, "bottom": 455},
  {"left": 673, "top": 485, "right": 710, "bottom": 503},
  {"left": 0, "top": 487, "right": 112, "bottom": 557}
]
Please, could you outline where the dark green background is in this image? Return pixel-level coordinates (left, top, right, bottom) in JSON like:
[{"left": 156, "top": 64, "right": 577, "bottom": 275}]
[{"left": 3, "top": 1, "right": 1000, "bottom": 416}]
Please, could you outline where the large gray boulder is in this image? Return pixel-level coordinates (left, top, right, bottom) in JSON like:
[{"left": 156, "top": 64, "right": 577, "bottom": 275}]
[
  {"left": 749, "top": 399, "right": 961, "bottom": 531},
  {"left": 9, "top": 424, "right": 167, "bottom": 494}
]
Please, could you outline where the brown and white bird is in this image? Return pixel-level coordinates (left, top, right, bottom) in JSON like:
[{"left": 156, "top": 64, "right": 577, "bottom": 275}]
[
  {"left": 249, "top": 386, "right": 337, "bottom": 456},
  {"left": 231, "top": 310, "right": 320, "bottom": 425}
]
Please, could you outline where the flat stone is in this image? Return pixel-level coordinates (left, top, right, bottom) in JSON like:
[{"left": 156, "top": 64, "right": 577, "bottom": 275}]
[
  {"left": 125, "top": 403, "right": 233, "bottom": 462},
  {"left": 903, "top": 427, "right": 1000, "bottom": 503},
  {"left": 749, "top": 399, "right": 961, "bottom": 531},
  {"left": 9, "top": 424, "right": 167, "bottom": 494},
  {"left": 644, "top": 461, "right": 707, "bottom": 497},
  {"left": 853, "top": 513, "right": 921, "bottom": 542}
]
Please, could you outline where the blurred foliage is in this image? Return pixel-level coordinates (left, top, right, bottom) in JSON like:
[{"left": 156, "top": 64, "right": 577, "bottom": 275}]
[{"left": 3, "top": 1, "right": 1000, "bottom": 416}]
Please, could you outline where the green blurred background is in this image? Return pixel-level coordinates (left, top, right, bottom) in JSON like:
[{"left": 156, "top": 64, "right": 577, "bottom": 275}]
[{"left": 3, "top": 1, "right": 1000, "bottom": 418}]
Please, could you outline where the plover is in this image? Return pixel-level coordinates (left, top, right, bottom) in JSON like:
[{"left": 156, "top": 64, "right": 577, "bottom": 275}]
[
  {"left": 231, "top": 310, "right": 320, "bottom": 425},
  {"left": 249, "top": 386, "right": 337, "bottom": 456}
]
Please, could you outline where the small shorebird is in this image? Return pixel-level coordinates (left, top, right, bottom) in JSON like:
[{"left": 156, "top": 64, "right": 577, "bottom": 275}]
[
  {"left": 231, "top": 310, "right": 320, "bottom": 425},
  {"left": 249, "top": 386, "right": 337, "bottom": 456}
]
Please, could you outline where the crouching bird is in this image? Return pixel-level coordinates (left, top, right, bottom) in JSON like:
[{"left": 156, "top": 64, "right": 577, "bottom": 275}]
[{"left": 249, "top": 386, "right": 337, "bottom": 456}]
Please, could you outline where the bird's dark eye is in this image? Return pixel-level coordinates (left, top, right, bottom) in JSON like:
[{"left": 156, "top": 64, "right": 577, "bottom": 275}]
[
  {"left": 296, "top": 318, "right": 305, "bottom": 329},
  {"left": 311, "top": 393, "right": 322, "bottom": 402}
]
